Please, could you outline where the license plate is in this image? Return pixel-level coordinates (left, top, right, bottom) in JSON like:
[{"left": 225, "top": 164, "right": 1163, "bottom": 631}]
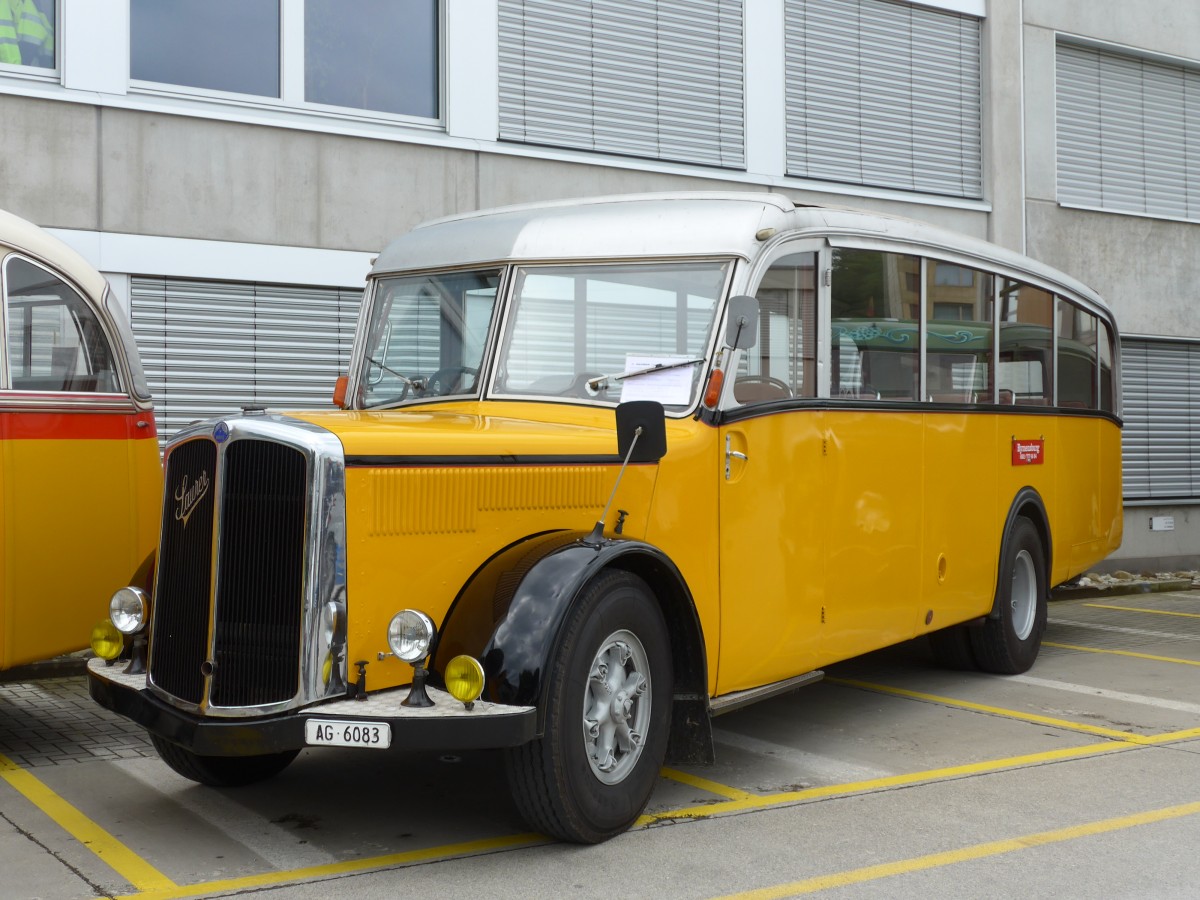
[{"left": 305, "top": 719, "right": 391, "bottom": 749}]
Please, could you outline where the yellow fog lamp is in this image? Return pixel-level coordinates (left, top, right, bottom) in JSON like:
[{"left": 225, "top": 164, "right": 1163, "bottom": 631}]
[
  {"left": 445, "top": 655, "right": 485, "bottom": 709},
  {"left": 388, "top": 609, "right": 435, "bottom": 708},
  {"left": 109, "top": 587, "right": 152, "bottom": 675},
  {"left": 90, "top": 619, "right": 123, "bottom": 663}
]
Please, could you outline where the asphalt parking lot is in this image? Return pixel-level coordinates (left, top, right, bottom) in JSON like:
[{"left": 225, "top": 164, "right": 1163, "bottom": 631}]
[{"left": 3, "top": 589, "right": 1199, "bottom": 900}]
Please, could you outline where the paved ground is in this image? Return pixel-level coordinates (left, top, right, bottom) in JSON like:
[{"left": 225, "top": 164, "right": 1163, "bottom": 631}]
[{"left": 2, "top": 589, "right": 1200, "bottom": 899}]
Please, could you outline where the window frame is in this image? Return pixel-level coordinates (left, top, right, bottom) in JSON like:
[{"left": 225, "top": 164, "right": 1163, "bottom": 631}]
[{"left": 127, "top": 0, "right": 444, "bottom": 126}]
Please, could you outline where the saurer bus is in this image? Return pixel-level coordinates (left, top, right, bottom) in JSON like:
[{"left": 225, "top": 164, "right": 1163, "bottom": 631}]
[
  {"left": 1, "top": 209, "right": 160, "bottom": 673},
  {"left": 88, "top": 193, "right": 1121, "bottom": 843}
]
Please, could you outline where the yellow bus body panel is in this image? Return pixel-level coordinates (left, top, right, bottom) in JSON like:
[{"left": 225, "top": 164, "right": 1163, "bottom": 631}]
[{"left": 1, "top": 425, "right": 161, "bottom": 670}]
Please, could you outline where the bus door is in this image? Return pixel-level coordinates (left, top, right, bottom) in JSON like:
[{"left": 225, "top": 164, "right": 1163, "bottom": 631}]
[
  {"left": 1, "top": 251, "right": 160, "bottom": 670},
  {"left": 716, "top": 247, "right": 826, "bottom": 694}
]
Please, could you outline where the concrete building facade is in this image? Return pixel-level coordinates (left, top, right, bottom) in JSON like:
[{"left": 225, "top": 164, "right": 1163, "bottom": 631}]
[{"left": 1, "top": 0, "right": 1197, "bottom": 571}]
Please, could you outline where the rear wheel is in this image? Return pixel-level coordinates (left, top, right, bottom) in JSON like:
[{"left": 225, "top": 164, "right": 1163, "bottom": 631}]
[
  {"left": 151, "top": 735, "right": 298, "bottom": 787},
  {"left": 970, "top": 517, "right": 1047, "bottom": 674},
  {"left": 504, "top": 570, "right": 672, "bottom": 843}
]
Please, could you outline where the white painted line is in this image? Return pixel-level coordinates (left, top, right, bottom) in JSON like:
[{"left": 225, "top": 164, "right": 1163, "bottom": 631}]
[
  {"left": 111, "top": 757, "right": 339, "bottom": 870},
  {"left": 712, "top": 728, "right": 892, "bottom": 783},
  {"left": 1049, "top": 618, "right": 1200, "bottom": 643},
  {"left": 1009, "top": 674, "right": 1200, "bottom": 716}
]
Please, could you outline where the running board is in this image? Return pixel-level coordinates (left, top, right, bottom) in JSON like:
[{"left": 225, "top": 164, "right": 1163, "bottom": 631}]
[{"left": 709, "top": 670, "right": 824, "bottom": 717}]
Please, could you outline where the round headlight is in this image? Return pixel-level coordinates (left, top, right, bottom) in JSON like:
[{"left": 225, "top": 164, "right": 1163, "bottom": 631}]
[
  {"left": 445, "top": 655, "right": 485, "bottom": 704},
  {"left": 387, "top": 610, "right": 435, "bottom": 663},
  {"left": 90, "top": 619, "right": 124, "bottom": 660},
  {"left": 109, "top": 587, "right": 149, "bottom": 635}
]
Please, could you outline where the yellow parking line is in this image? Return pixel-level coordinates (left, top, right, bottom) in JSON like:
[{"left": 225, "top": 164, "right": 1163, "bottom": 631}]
[
  {"left": 827, "top": 677, "right": 1152, "bottom": 742},
  {"left": 710, "top": 798, "right": 1200, "bottom": 898},
  {"left": 112, "top": 833, "right": 548, "bottom": 900},
  {"left": 0, "top": 753, "right": 175, "bottom": 893},
  {"left": 1085, "top": 603, "right": 1200, "bottom": 619},
  {"left": 1045, "top": 641, "right": 1200, "bottom": 667},
  {"left": 660, "top": 767, "right": 758, "bottom": 801},
  {"left": 639, "top": 739, "right": 1134, "bottom": 826}
]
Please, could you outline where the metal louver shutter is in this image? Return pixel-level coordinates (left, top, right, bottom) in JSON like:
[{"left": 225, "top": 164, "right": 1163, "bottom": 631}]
[
  {"left": 131, "top": 278, "right": 361, "bottom": 445},
  {"left": 498, "top": 0, "right": 746, "bottom": 169},
  {"left": 784, "top": 0, "right": 982, "bottom": 199},
  {"left": 1057, "top": 42, "right": 1200, "bottom": 220},
  {"left": 1121, "top": 338, "right": 1200, "bottom": 501}
]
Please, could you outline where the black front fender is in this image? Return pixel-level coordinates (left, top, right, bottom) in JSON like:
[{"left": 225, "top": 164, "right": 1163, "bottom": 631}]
[{"left": 434, "top": 530, "right": 692, "bottom": 714}]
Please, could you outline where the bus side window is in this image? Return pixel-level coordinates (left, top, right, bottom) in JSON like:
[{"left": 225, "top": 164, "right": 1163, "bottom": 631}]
[
  {"left": 4, "top": 256, "right": 121, "bottom": 394},
  {"left": 737, "top": 251, "right": 817, "bottom": 403},
  {"left": 926, "top": 261, "right": 993, "bottom": 403},
  {"left": 998, "top": 279, "right": 1054, "bottom": 406},
  {"left": 1057, "top": 297, "right": 1099, "bottom": 409},
  {"left": 830, "top": 248, "right": 920, "bottom": 401}
]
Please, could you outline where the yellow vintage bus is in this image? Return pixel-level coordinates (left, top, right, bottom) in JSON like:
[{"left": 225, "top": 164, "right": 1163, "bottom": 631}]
[
  {"left": 88, "top": 193, "right": 1120, "bottom": 843},
  {"left": 1, "top": 209, "right": 161, "bottom": 672}
]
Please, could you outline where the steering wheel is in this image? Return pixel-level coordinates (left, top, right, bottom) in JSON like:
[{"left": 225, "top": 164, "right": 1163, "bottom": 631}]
[
  {"left": 424, "top": 366, "right": 479, "bottom": 396},
  {"left": 733, "top": 375, "right": 793, "bottom": 402}
]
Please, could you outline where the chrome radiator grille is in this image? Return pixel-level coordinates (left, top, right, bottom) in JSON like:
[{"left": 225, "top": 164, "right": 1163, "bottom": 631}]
[{"left": 149, "top": 434, "right": 309, "bottom": 710}]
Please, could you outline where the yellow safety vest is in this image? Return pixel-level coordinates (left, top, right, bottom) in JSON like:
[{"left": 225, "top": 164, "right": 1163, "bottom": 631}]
[
  {"left": 14, "top": 0, "right": 51, "bottom": 65},
  {"left": 0, "top": 0, "right": 21, "bottom": 66}
]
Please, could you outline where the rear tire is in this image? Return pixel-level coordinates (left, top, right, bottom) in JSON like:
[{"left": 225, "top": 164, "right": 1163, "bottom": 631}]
[
  {"left": 970, "top": 517, "right": 1047, "bottom": 674},
  {"left": 504, "top": 570, "right": 672, "bottom": 843},
  {"left": 151, "top": 735, "right": 298, "bottom": 787}
]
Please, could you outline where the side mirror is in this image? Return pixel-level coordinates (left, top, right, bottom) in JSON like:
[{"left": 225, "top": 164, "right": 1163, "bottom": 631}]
[
  {"left": 725, "top": 295, "right": 759, "bottom": 350},
  {"left": 615, "top": 400, "right": 667, "bottom": 463}
]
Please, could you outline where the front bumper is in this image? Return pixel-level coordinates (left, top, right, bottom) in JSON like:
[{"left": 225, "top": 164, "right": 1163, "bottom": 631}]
[{"left": 87, "top": 658, "right": 537, "bottom": 756}]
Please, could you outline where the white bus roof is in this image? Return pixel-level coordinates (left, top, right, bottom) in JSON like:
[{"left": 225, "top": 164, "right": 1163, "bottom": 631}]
[
  {"left": 0, "top": 208, "right": 109, "bottom": 302},
  {"left": 371, "top": 192, "right": 1111, "bottom": 318}
]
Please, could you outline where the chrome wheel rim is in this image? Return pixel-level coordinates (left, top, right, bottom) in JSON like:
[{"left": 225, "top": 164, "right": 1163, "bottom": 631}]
[
  {"left": 1010, "top": 549, "right": 1037, "bottom": 641},
  {"left": 582, "top": 629, "right": 650, "bottom": 785}
]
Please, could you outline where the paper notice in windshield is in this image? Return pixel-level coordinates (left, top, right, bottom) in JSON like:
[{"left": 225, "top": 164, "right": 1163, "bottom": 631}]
[{"left": 618, "top": 355, "right": 698, "bottom": 405}]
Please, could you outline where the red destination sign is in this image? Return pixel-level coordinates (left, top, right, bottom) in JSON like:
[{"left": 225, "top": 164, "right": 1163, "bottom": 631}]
[{"left": 1011, "top": 438, "right": 1044, "bottom": 466}]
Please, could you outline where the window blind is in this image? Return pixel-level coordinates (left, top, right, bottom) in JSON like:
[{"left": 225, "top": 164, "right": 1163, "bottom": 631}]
[
  {"left": 498, "top": 0, "right": 746, "bottom": 168},
  {"left": 784, "top": 0, "right": 983, "bottom": 198},
  {"left": 1057, "top": 42, "right": 1200, "bottom": 220},
  {"left": 131, "top": 278, "right": 361, "bottom": 445},
  {"left": 1121, "top": 338, "right": 1200, "bottom": 501}
]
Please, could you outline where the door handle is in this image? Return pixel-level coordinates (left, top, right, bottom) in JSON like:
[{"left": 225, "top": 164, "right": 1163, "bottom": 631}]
[{"left": 725, "top": 434, "right": 749, "bottom": 480}]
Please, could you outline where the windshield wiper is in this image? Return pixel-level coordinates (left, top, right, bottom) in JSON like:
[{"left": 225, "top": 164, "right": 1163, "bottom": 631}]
[
  {"left": 365, "top": 356, "right": 427, "bottom": 395},
  {"left": 585, "top": 358, "right": 704, "bottom": 393}
]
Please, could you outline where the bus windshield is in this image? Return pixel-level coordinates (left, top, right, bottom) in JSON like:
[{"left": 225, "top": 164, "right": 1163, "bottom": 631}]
[{"left": 494, "top": 260, "right": 729, "bottom": 408}]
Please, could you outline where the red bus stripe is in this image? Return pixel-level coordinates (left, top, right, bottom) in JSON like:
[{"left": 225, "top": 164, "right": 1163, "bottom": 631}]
[{"left": 0, "top": 408, "right": 158, "bottom": 440}]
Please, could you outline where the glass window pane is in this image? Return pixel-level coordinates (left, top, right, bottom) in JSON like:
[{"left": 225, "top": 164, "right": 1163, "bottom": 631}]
[
  {"left": 1, "top": 0, "right": 55, "bottom": 69},
  {"left": 1057, "top": 298, "right": 1099, "bottom": 408},
  {"left": 305, "top": 0, "right": 438, "bottom": 118},
  {"left": 498, "top": 262, "right": 727, "bottom": 408},
  {"left": 738, "top": 251, "right": 817, "bottom": 402},
  {"left": 998, "top": 279, "right": 1054, "bottom": 405},
  {"left": 5, "top": 257, "right": 120, "bottom": 393},
  {"left": 926, "top": 260, "right": 993, "bottom": 403},
  {"left": 360, "top": 269, "right": 500, "bottom": 408},
  {"left": 831, "top": 249, "right": 920, "bottom": 401},
  {"left": 131, "top": 0, "right": 280, "bottom": 97},
  {"left": 1098, "top": 322, "right": 1115, "bottom": 412}
]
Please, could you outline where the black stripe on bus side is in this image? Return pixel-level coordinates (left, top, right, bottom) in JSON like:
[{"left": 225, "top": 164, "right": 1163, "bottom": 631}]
[
  {"left": 717, "top": 400, "right": 1122, "bottom": 428},
  {"left": 344, "top": 454, "right": 626, "bottom": 468}
]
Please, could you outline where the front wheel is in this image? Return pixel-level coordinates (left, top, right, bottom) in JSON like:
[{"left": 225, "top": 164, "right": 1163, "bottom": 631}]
[
  {"left": 150, "top": 735, "right": 299, "bottom": 787},
  {"left": 504, "top": 570, "right": 672, "bottom": 843},
  {"left": 970, "top": 517, "right": 1047, "bottom": 674}
]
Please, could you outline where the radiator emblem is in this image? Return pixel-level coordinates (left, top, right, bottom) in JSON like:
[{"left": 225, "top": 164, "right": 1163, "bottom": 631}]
[{"left": 174, "top": 471, "right": 211, "bottom": 528}]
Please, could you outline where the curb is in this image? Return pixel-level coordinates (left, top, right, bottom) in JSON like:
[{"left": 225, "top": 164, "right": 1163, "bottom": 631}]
[{"left": 1051, "top": 578, "right": 1196, "bottom": 601}]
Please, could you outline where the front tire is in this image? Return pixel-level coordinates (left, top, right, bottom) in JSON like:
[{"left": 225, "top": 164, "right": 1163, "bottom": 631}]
[
  {"left": 151, "top": 735, "right": 299, "bottom": 787},
  {"left": 504, "top": 570, "right": 672, "bottom": 843},
  {"left": 970, "top": 517, "right": 1047, "bottom": 674}
]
